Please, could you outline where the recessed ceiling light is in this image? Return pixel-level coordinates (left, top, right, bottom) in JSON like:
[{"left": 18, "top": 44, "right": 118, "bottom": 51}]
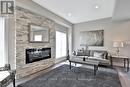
[
  {"left": 68, "top": 13, "right": 72, "bottom": 17},
  {"left": 95, "top": 5, "right": 99, "bottom": 9}
]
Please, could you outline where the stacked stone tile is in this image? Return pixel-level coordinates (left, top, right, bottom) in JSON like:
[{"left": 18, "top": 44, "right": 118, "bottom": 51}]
[{"left": 16, "top": 7, "right": 55, "bottom": 79}]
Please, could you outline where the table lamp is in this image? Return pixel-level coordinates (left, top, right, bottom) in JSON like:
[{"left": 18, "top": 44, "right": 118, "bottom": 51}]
[{"left": 113, "top": 41, "right": 124, "bottom": 56}]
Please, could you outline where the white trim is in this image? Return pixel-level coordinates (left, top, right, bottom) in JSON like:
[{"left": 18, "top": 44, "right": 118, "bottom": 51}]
[
  {"left": 5, "top": 18, "right": 9, "bottom": 64},
  {"left": 55, "top": 57, "right": 67, "bottom": 64}
]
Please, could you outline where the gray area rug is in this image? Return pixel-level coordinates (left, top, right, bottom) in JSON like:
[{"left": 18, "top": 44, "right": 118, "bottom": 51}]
[{"left": 17, "top": 65, "right": 121, "bottom": 87}]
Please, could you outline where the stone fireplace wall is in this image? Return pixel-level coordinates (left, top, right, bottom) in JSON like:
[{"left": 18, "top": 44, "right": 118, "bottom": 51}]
[{"left": 16, "top": 7, "right": 55, "bottom": 79}]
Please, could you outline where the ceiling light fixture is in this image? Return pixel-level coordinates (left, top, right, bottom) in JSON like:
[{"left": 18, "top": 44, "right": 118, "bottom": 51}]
[
  {"left": 95, "top": 5, "right": 99, "bottom": 9},
  {"left": 68, "top": 13, "right": 72, "bottom": 17}
]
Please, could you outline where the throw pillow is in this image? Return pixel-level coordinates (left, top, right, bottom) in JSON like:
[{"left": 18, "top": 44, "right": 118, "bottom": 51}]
[{"left": 93, "top": 52, "right": 104, "bottom": 59}]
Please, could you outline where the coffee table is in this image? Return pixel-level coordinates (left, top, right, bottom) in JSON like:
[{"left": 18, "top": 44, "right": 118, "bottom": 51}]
[{"left": 69, "top": 58, "right": 99, "bottom": 75}]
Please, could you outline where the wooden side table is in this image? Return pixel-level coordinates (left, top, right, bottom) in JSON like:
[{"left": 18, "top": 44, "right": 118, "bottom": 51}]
[{"left": 110, "top": 55, "right": 130, "bottom": 72}]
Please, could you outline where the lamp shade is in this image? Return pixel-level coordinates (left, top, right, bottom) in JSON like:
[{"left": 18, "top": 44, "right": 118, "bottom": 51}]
[{"left": 113, "top": 41, "right": 124, "bottom": 47}]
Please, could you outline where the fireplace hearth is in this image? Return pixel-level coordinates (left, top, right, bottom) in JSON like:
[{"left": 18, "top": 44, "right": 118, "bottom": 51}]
[{"left": 26, "top": 48, "right": 51, "bottom": 64}]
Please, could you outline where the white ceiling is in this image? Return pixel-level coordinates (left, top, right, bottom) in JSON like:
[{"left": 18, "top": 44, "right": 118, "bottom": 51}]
[
  {"left": 112, "top": 0, "right": 130, "bottom": 21},
  {"left": 32, "top": 0, "right": 116, "bottom": 24}
]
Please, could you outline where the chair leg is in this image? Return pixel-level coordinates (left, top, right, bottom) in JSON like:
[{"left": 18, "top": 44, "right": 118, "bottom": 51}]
[
  {"left": 13, "top": 78, "right": 15, "bottom": 87},
  {"left": 12, "top": 73, "right": 15, "bottom": 87}
]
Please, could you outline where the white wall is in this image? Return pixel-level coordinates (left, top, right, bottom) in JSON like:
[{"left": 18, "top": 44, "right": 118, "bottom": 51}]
[{"left": 73, "top": 18, "right": 130, "bottom": 57}]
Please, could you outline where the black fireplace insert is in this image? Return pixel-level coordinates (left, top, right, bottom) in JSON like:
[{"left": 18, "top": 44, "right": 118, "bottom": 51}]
[{"left": 26, "top": 48, "right": 51, "bottom": 64}]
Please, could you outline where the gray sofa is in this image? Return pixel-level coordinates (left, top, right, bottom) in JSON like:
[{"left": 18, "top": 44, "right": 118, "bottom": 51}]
[{"left": 73, "top": 50, "right": 111, "bottom": 66}]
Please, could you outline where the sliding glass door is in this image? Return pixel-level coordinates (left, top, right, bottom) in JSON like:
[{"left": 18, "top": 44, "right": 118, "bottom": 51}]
[{"left": 56, "top": 31, "right": 67, "bottom": 59}]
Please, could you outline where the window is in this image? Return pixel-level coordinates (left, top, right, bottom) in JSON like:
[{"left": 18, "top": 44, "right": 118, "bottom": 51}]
[
  {"left": 56, "top": 31, "right": 67, "bottom": 58},
  {"left": 0, "top": 17, "right": 5, "bottom": 67}
]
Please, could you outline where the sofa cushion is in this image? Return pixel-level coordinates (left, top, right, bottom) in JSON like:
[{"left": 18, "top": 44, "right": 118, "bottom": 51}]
[
  {"left": 90, "top": 50, "right": 108, "bottom": 59},
  {"left": 88, "top": 57, "right": 110, "bottom": 64},
  {"left": 93, "top": 52, "right": 104, "bottom": 58}
]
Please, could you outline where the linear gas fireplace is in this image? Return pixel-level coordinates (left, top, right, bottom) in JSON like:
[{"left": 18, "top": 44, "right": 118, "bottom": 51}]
[{"left": 26, "top": 48, "right": 51, "bottom": 64}]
